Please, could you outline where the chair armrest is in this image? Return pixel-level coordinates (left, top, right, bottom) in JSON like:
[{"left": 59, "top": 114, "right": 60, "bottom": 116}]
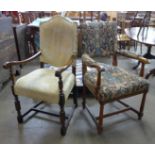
[
  {"left": 55, "top": 57, "right": 75, "bottom": 100},
  {"left": 3, "top": 51, "right": 41, "bottom": 69},
  {"left": 55, "top": 56, "right": 75, "bottom": 77},
  {"left": 55, "top": 64, "right": 72, "bottom": 77},
  {"left": 82, "top": 53, "right": 104, "bottom": 72},
  {"left": 117, "top": 50, "right": 149, "bottom": 64},
  {"left": 82, "top": 54, "right": 105, "bottom": 97}
]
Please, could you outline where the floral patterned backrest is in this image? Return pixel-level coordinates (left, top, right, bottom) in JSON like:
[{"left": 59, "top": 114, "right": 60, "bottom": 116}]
[{"left": 80, "top": 21, "right": 117, "bottom": 57}]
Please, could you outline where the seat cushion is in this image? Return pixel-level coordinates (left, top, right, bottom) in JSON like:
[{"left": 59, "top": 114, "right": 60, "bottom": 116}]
[
  {"left": 84, "top": 64, "right": 149, "bottom": 102},
  {"left": 15, "top": 68, "right": 75, "bottom": 104}
]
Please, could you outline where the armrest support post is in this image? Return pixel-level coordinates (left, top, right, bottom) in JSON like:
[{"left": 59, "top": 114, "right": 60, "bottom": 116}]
[
  {"left": 140, "top": 63, "right": 145, "bottom": 77},
  {"left": 117, "top": 50, "right": 149, "bottom": 77},
  {"left": 82, "top": 54, "right": 105, "bottom": 98},
  {"left": 112, "top": 53, "right": 118, "bottom": 66}
]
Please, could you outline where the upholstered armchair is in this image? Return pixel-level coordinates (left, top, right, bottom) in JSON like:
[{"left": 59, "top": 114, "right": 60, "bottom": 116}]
[
  {"left": 81, "top": 21, "right": 150, "bottom": 134},
  {"left": 3, "top": 16, "right": 78, "bottom": 136}
]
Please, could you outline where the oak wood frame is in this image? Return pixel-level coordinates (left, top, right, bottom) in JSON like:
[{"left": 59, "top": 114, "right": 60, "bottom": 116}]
[
  {"left": 3, "top": 52, "right": 77, "bottom": 136},
  {"left": 82, "top": 53, "right": 149, "bottom": 134}
]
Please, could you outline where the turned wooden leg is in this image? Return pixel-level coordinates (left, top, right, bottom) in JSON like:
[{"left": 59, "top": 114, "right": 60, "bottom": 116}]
[
  {"left": 11, "top": 83, "right": 23, "bottom": 123},
  {"left": 59, "top": 94, "right": 66, "bottom": 136},
  {"left": 73, "top": 85, "right": 78, "bottom": 108},
  {"left": 82, "top": 84, "right": 86, "bottom": 109},
  {"left": 138, "top": 92, "right": 147, "bottom": 120},
  {"left": 97, "top": 102, "right": 104, "bottom": 134},
  {"left": 14, "top": 95, "right": 23, "bottom": 123}
]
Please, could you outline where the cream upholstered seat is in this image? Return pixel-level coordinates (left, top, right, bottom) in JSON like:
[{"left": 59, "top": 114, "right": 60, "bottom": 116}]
[
  {"left": 3, "top": 16, "right": 78, "bottom": 136},
  {"left": 15, "top": 68, "right": 75, "bottom": 104}
]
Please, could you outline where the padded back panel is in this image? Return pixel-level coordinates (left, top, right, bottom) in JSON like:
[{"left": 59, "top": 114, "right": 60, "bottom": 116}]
[
  {"left": 81, "top": 21, "right": 117, "bottom": 57},
  {"left": 40, "top": 16, "right": 77, "bottom": 67}
]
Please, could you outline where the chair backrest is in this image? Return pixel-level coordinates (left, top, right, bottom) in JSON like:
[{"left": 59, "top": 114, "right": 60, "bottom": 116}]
[
  {"left": 40, "top": 15, "right": 77, "bottom": 67},
  {"left": 130, "top": 11, "right": 151, "bottom": 27},
  {"left": 80, "top": 21, "right": 117, "bottom": 57}
]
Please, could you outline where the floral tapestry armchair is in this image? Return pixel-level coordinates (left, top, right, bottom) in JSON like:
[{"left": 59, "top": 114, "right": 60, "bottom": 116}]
[{"left": 81, "top": 21, "right": 150, "bottom": 134}]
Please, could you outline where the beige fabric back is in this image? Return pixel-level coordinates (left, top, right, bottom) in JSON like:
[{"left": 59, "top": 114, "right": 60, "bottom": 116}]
[{"left": 40, "top": 16, "right": 77, "bottom": 67}]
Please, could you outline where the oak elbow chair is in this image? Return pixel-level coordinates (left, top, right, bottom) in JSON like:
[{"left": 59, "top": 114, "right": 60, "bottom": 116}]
[
  {"left": 81, "top": 21, "right": 150, "bottom": 134},
  {"left": 3, "top": 16, "right": 78, "bottom": 136}
]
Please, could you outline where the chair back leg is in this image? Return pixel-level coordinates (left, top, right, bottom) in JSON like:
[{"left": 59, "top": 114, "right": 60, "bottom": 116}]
[
  {"left": 82, "top": 84, "right": 86, "bottom": 109},
  {"left": 138, "top": 91, "right": 148, "bottom": 120},
  {"left": 73, "top": 85, "right": 78, "bottom": 108}
]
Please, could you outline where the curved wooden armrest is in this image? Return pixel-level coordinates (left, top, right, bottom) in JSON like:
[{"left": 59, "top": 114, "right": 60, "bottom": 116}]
[
  {"left": 84, "top": 62, "right": 105, "bottom": 98},
  {"left": 55, "top": 57, "right": 75, "bottom": 77},
  {"left": 3, "top": 51, "right": 41, "bottom": 69},
  {"left": 82, "top": 53, "right": 104, "bottom": 72},
  {"left": 55, "top": 58, "right": 75, "bottom": 96},
  {"left": 55, "top": 64, "right": 72, "bottom": 77},
  {"left": 117, "top": 50, "right": 150, "bottom": 64},
  {"left": 82, "top": 53, "right": 105, "bottom": 97},
  {"left": 85, "top": 62, "right": 104, "bottom": 72}
]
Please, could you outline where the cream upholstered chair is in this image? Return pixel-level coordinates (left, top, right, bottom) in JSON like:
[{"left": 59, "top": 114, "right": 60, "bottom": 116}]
[
  {"left": 3, "top": 16, "right": 78, "bottom": 136},
  {"left": 81, "top": 21, "right": 150, "bottom": 134}
]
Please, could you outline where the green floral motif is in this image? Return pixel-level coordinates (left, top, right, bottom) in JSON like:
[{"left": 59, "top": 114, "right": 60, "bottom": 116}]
[
  {"left": 84, "top": 63, "right": 149, "bottom": 102},
  {"left": 81, "top": 21, "right": 117, "bottom": 57}
]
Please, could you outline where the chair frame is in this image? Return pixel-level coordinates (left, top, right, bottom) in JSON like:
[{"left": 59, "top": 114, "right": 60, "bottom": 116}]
[
  {"left": 82, "top": 52, "right": 149, "bottom": 134},
  {"left": 3, "top": 51, "right": 78, "bottom": 136}
]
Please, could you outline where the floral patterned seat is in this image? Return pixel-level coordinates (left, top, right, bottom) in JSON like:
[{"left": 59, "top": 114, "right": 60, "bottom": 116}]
[{"left": 84, "top": 61, "right": 149, "bottom": 103}]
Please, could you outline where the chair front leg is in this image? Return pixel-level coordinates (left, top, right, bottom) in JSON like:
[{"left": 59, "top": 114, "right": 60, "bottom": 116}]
[
  {"left": 97, "top": 102, "right": 104, "bottom": 134},
  {"left": 9, "top": 66, "right": 23, "bottom": 123},
  {"left": 11, "top": 86, "right": 23, "bottom": 123},
  {"left": 59, "top": 93, "right": 66, "bottom": 136},
  {"left": 57, "top": 74, "right": 66, "bottom": 136},
  {"left": 72, "top": 63, "right": 78, "bottom": 108},
  {"left": 138, "top": 91, "right": 147, "bottom": 120},
  {"left": 15, "top": 96, "right": 23, "bottom": 123},
  {"left": 82, "top": 62, "right": 87, "bottom": 109}
]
